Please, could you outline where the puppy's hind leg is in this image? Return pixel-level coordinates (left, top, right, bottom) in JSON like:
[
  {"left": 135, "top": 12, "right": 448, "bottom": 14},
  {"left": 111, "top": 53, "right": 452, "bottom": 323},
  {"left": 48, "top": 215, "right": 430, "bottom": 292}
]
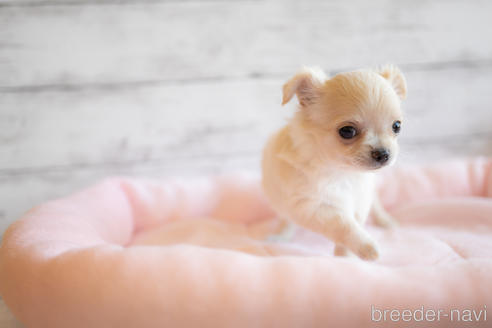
[
  {"left": 371, "top": 193, "right": 398, "bottom": 228},
  {"left": 334, "top": 244, "right": 356, "bottom": 258},
  {"left": 266, "top": 219, "right": 297, "bottom": 242}
]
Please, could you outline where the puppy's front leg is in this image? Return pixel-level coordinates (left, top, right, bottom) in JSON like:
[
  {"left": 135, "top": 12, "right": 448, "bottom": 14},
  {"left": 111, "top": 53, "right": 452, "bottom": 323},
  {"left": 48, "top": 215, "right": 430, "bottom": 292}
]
[
  {"left": 371, "top": 193, "right": 398, "bottom": 228},
  {"left": 294, "top": 204, "right": 380, "bottom": 261}
]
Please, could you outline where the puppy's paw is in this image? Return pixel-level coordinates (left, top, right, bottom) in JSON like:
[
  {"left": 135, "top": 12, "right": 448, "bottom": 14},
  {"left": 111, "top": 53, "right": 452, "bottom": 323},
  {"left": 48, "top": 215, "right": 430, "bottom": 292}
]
[{"left": 356, "top": 241, "right": 380, "bottom": 261}]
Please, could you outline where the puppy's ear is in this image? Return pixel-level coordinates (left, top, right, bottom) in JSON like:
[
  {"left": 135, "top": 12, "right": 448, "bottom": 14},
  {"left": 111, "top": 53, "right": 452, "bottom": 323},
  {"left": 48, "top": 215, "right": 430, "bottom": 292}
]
[
  {"left": 379, "top": 64, "right": 407, "bottom": 100},
  {"left": 282, "top": 67, "right": 327, "bottom": 106}
]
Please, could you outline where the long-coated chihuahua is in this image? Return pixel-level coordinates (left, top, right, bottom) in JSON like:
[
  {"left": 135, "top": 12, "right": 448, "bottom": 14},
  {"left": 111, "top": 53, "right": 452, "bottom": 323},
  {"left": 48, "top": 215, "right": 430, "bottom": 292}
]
[{"left": 262, "top": 65, "right": 406, "bottom": 260}]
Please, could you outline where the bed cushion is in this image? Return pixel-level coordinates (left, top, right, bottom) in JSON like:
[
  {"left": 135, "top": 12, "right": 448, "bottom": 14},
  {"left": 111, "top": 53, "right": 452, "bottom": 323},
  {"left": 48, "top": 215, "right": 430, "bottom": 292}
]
[{"left": 1, "top": 158, "right": 491, "bottom": 328}]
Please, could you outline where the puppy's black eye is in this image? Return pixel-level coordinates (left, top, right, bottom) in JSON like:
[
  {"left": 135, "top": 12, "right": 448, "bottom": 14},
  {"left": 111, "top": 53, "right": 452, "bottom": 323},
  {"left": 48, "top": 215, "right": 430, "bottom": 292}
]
[
  {"left": 392, "top": 120, "right": 401, "bottom": 134},
  {"left": 339, "top": 126, "right": 358, "bottom": 139}
]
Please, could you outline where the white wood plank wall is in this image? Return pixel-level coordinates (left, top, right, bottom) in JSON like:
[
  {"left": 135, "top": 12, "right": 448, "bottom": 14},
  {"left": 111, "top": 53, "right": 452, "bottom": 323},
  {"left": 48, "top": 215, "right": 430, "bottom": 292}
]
[{"left": 1, "top": 0, "right": 491, "bottom": 236}]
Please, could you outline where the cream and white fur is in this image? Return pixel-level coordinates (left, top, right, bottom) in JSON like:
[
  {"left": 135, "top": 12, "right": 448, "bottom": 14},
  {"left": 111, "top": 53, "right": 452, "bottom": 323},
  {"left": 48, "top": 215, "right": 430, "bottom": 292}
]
[{"left": 262, "top": 65, "right": 407, "bottom": 260}]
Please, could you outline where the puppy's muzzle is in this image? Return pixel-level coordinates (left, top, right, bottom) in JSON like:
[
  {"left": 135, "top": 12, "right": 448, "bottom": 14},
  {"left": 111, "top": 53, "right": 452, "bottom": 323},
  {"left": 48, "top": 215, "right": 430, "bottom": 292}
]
[{"left": 371, "top": 148, "right": 390, "bottom": 165}]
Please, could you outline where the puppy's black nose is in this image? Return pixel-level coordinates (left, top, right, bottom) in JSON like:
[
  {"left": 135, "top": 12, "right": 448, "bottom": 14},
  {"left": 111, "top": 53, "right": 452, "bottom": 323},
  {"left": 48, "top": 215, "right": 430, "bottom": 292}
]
[{"left": 371, "top": 149, "right": 390, "bottom": 164}]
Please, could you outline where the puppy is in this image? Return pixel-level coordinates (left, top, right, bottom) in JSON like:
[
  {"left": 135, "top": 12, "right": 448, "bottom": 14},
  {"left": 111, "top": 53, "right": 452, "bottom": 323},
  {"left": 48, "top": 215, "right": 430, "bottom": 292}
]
[{"left": 261, "top": 65, "right": 406, "bottom": 260}]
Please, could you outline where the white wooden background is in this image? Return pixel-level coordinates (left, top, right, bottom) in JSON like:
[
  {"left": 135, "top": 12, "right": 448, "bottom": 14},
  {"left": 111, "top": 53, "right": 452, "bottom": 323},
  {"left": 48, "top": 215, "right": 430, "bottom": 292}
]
[
  {"left": 0, "top": 0, "right": 492, "bottom": 326},
  {"left": 1, "top": 0, "right": 492, "bottom": 239},
  {"left": 1, "top": 0, "right": 492, "bottom": 232}
]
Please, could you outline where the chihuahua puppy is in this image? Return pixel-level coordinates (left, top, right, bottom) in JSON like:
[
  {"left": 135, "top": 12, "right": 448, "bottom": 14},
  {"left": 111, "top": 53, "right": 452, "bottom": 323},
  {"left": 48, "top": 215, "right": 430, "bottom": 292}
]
[{"left": 261, "top": 65, "right": 406, "bottom": 260}]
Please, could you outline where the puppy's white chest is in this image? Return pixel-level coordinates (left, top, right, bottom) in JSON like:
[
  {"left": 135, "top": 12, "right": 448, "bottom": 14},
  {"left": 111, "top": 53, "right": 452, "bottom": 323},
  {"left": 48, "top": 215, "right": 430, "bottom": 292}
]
[{"left": 315, "top": 173, "right": 375, "bottom": 220}]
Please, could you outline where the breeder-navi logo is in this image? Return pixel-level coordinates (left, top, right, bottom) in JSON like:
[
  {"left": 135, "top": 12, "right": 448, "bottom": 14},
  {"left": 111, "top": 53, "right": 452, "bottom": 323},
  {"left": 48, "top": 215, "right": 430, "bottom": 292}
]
[{"left": 371, "top": 305, "right": 487, "bottom": 323}]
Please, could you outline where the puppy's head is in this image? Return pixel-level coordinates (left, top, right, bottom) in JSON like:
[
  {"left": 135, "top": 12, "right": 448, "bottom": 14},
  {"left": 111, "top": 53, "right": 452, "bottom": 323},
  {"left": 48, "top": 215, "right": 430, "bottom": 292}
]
[{"left": 283, "top": 65, "right": 406, "bottom": 171}]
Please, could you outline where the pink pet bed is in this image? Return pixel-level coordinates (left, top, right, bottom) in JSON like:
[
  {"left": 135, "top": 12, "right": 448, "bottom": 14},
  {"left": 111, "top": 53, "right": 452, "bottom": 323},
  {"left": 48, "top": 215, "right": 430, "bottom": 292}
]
[{"left": 1, "top": 159, "right": 492, "bottom": 328}]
